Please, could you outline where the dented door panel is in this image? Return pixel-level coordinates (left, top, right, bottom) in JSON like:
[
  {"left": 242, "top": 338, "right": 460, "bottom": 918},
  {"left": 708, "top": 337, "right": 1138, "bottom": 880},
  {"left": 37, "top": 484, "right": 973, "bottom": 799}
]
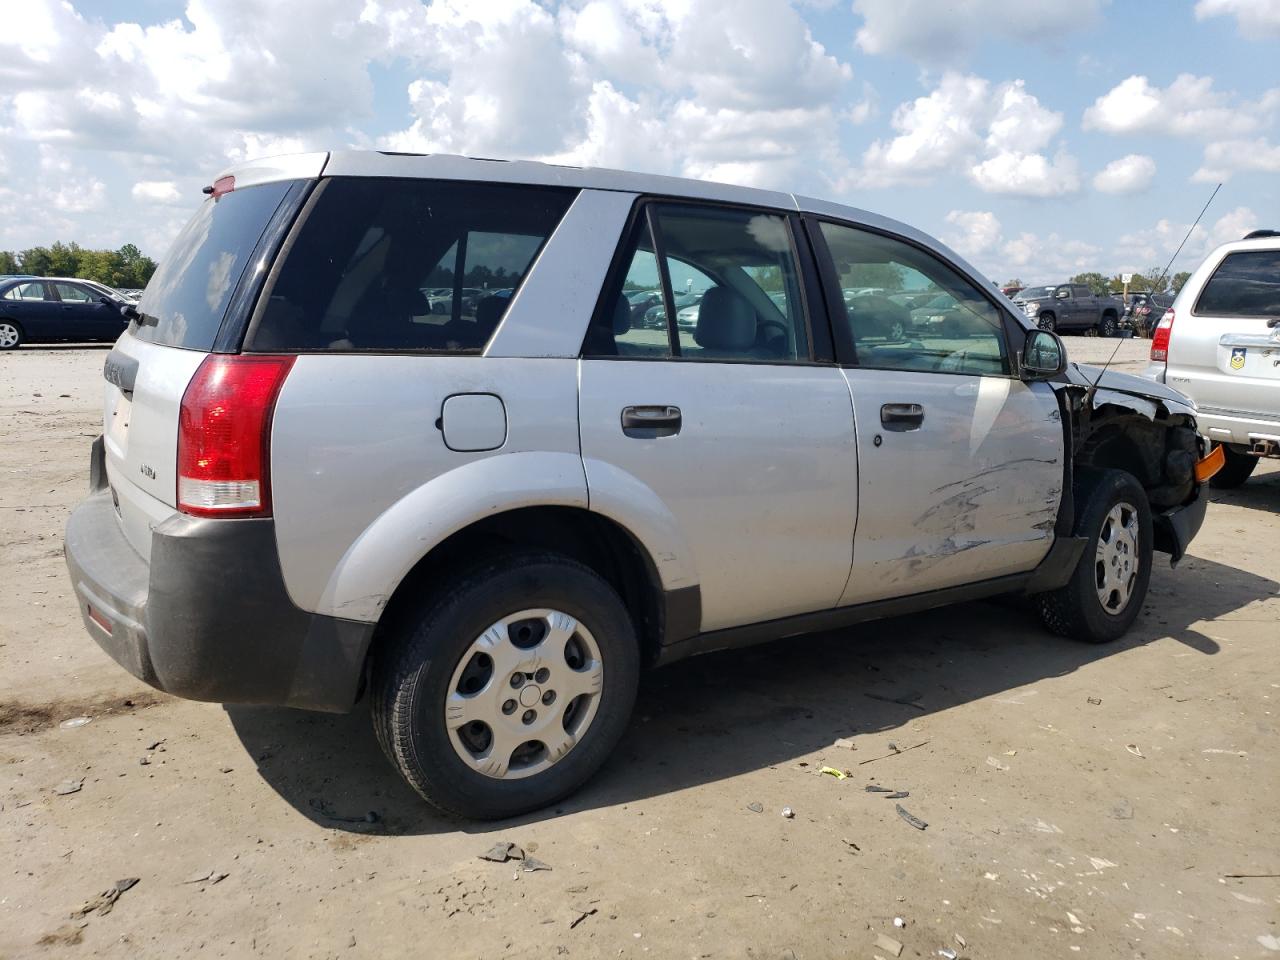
[{"left": 840, "top": 371, "right": 1063, "bottom": 605}]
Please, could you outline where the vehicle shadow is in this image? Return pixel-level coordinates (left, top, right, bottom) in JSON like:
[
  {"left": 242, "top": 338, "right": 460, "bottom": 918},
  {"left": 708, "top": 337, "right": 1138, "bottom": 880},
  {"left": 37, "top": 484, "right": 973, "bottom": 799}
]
[
  {"left": 225, "top": 553, "right": 1276, "bottom": 836},
  {"left": 1207, "top": 465, "right": 1280, "bottom": 515},
  {"left": 6, "top": 343, "right": 114, "bottom": 353}
]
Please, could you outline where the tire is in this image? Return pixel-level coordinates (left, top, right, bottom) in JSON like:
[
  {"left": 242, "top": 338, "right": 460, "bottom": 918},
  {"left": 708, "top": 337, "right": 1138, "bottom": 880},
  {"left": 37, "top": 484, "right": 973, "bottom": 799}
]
[
  {"left": 0, "top": 320, "right": 23, "bottom": 350},
  {"left": 1037, "top": 468, "right": 1153, "bottom": 644},
  {"left": 1098, "top": 313, "right": 1117, "bottom": 338},
  {"left": 1037, "top": 313, "right": 1056, "bottom": 332},
  {"left": 889, "top": 319, "right": 906, "bottom": 341},
  {"left": 371, "top": 552, "right": 640, "bottom": 819},
  {"left": 1209, "top": 444, "right": 1258, "bottom": 489}
]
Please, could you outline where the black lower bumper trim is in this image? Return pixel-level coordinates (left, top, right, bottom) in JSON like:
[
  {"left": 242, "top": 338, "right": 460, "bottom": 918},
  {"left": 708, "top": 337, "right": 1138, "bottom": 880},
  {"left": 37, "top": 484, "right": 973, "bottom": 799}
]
[
  {"left": 1153, "top": 484, "right": 1208, "bottom": 567},
  {"left": 65, "top": 489, "right": 374, "bottom": 713}
]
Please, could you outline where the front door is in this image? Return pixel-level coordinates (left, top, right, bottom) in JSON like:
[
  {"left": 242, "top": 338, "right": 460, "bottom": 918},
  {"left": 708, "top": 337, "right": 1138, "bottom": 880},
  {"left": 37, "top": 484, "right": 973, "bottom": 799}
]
[
  {"left": 578, "top": 201, "right": 858, "bottom": 632},
  {"left": 810, "top": 218, "right": 1064, "bottom": 605}
]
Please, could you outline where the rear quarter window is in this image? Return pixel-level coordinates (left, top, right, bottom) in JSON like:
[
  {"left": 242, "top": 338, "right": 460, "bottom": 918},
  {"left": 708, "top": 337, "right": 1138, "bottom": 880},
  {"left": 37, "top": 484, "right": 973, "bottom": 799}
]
[
  {"left": 1193, "top": 249, "right": 1280, "bottom": 318},
  {"left": 134, "top": 181, "right": 298, "bottom": 350},
  {"left": 246, "top": 178, "right": 576, "bottom": 354}
]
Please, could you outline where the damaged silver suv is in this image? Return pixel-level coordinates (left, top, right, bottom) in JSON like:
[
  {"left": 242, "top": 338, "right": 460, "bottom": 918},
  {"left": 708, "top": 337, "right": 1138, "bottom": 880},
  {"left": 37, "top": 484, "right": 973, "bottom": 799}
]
[{"left": 65, "top": 152, "right": 1218, "bottom": 818}]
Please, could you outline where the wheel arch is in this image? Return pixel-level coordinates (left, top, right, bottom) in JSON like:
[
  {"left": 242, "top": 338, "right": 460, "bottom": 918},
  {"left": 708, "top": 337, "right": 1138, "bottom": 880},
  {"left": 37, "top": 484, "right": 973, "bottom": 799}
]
[{"left": 364, "top": 505, "right": 686, "bottom": 685}]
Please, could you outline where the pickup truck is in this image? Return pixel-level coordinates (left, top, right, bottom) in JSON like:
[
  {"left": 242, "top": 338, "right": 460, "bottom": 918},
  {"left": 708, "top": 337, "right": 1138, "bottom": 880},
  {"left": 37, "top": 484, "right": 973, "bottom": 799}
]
[{"left": 1015, "top": 283, "right": 1124, "bottom": 337}]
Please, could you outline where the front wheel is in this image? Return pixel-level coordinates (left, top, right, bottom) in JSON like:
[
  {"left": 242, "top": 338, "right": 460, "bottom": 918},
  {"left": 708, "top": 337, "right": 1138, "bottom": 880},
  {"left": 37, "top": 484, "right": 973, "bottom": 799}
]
[
  {"left": 1037, "top": 313, "right": 1056, "bottom": 332},
  {"left": 0, "top": 320, "right": 23, "bottom": 350},
  {"left": 1210, "top": 444, "right": 1258, "bottom": 489},
  {"left": 1098, "top": 314, "right": 1117, "bottom": 337},
  {"left": 371, "top": 553, "right": 640, "bottom": 819},
  {"left": 1037, "top": 469, "right": 1153, "bottom": 644}
]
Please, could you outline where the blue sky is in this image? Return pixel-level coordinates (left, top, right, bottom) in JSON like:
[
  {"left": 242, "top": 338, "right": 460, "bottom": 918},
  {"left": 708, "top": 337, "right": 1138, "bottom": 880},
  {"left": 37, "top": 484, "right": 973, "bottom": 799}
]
[{"left": 2, "top": 0, "right": 1277, "bottom": 281}]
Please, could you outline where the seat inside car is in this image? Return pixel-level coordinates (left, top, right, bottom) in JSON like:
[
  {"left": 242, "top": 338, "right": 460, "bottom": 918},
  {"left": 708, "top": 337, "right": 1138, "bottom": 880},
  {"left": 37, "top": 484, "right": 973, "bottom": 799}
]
[{"left": 695, "top": 286, "right": 773, "bottom": 359}]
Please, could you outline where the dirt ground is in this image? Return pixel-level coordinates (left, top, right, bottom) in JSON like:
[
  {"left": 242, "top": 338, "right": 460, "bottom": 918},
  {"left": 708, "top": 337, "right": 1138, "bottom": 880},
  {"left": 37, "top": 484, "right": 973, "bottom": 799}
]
[{"left": 2, "top": 340, "right": 1277, "bottom": 960}]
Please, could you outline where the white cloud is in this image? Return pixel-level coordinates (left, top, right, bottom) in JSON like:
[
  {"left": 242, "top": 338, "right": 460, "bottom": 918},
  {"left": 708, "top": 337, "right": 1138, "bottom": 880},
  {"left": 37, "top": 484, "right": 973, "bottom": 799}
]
[
  {"left": 943, "top": 210, "right": 1002, "bottom": 257},
  {"left": 1114, "top": 206, "right": 1259, "bottom": 269},
  {"left": 1083, "top": 74, "right": 1280, "bottom": 139},
  {"left": 1092, "top": 154, "right": 1157, "bottom": 194},
  {"left": 131, "top": 180, "right": 182, "bottom": 204},
  {"left": 854, "top": 74, "right": 1079, "bottom": 195},
  {"left": 970, "top": 151, "right": 1080, "bottom": 197},
  {"left": 1195, "top": 0, "right": 1280, "bottom": 37},
  {"left": 853, "top": 0, "right": 1102, "bottom": 61},
  {"left": 1193, "top": 138, "right": 1280, "bottom": 182}
]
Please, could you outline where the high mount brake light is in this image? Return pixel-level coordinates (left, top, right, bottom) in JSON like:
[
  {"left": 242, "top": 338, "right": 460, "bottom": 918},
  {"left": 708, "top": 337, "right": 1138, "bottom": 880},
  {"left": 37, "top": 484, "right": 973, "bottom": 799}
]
[{"left": 177, "top": 355, "right": 295, "bottom": 517}]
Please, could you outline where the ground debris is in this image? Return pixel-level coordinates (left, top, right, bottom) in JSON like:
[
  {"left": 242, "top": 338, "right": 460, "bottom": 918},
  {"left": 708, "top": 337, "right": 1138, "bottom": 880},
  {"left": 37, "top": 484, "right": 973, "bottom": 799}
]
[
  {"left": 309, "top": 798, "right": 380, "bottom": 824},
  {"left": 895, "top": 804, "right": 928, "bottom": 831},
  {"left": 832, "top": 737, "right": 856, "bottom": 750},
  {"left": 781, "top": 806, "right": 795, "bottom": 819},
  {"left": 885, "top": 791, "right": 910, "bottom": 800},
  {"left": 874, "top": 931, "right": 904, "bottom": 956},
  {"left": 865, "top": 691, "right": 926, "bottom": 712},
  {"left": 479, "top": 842, "right": 525, "bottom": 863},
  {"left": 859, "top": 740, "right": 930, "bottom": 766},
  {"left": 569, "top": 906, "right": 597, "bottom": 929},
  {"left": 72, "top": 878, "right": 139, "bottom": 918},
  {"left": 521, "top": 857, "right": 552, "bottom": 873},
  {"left": 747, "top": 802, "right": 764, "bottom": 813},
  {"left": 865, "top": 784, "right": 895, "bottom": 793},
  {"left": 183, "top": 869, "right": 229, "bottom": 885},
  {"left": 54, "top": 778, "right": 84, "bottom": 796},
  {"left": 819, "top": 766, "right": 848, "bottom": 780}
]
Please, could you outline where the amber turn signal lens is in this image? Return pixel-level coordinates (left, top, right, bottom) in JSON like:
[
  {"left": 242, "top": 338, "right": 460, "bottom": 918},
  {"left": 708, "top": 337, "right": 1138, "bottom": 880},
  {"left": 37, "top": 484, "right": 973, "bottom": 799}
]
[{"left": 1194, "top": 444, "right": 1225, "bottom": 483}]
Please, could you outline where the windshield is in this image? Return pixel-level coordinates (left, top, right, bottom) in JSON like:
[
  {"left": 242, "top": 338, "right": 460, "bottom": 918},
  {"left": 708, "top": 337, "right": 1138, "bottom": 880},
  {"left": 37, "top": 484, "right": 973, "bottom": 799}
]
[
  {"left": 134, "top": 181, "right": 295, "bottom": 349},
  {"left": 1023, "top": 285, "right": 1058, "bottom": 298}
]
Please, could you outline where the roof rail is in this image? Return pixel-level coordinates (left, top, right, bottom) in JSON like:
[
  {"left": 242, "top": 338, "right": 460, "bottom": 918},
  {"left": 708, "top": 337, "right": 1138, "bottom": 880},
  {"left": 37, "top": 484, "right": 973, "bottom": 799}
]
[{"left": 1243, "top": 229, "right": 1280, "bottom": 240}]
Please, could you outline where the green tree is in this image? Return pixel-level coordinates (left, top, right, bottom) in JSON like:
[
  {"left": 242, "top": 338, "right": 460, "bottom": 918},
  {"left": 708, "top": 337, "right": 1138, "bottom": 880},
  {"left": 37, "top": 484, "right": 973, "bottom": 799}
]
[
  {"left": 1071, "top": 271, "right": 1110, "bottom": 295},
  {"left": 1002, "top": 278, "right": 1024, "bottom": 289},
  {"left": 1171, "top": 271, "right": 1192, "bottom": 294},
  {"left": 840, "top": 262, "right": 904, "bottom": 292},
  {"left": 0, "top": 251, "right": 19, "bottom": 274},
  {"left": 12, "top": 242, "right": 157, "bottom": 287}
]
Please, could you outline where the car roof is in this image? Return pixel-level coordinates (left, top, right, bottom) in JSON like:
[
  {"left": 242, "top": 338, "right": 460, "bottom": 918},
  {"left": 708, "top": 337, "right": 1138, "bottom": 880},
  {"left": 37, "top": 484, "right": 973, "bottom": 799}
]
[{"left": 216, "top": 150, "right": 993, "bottom": 294}]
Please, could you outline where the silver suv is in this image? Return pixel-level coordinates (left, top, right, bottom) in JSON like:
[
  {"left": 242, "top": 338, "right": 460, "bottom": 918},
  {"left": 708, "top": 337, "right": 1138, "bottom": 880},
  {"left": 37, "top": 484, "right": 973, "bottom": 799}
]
[
  {"left": 1143, "top": 230, "right": 1280, "bottom": 487},
  {"left": 65, "top": 152, "right": 1216, "bottom": 818}
]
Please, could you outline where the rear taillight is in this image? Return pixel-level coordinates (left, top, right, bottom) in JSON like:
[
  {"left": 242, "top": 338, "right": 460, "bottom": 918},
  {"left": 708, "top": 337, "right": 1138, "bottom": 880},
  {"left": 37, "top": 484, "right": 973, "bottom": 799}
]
[
  {"left": 177, "top": 355, "right": 295, "bottom": 517},
  {"left": 1150, "top": 308, "right": 1175, "bottom": 362}
]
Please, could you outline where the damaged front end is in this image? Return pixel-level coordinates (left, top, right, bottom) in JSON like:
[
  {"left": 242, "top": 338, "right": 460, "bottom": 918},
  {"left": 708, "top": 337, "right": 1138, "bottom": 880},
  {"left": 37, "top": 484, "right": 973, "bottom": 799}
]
[{"left": 1055, "top": 363, "right": 1210, "bottom": 566}]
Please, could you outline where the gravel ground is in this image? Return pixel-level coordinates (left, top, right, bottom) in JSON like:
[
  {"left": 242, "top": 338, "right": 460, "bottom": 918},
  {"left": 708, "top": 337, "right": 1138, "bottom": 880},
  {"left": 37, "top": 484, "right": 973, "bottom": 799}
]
[{"left": 2, "top": 342, "right": 1277, "bottom": 960}]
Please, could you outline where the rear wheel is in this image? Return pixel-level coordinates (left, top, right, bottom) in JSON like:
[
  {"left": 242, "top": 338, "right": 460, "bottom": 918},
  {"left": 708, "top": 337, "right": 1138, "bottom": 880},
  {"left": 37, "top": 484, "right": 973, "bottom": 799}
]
[
  {"left": 371, "top": 553, "right": 640, "bottom": 819},
  {"left": 1037, "top": 469, "right": 1152, "bottom": 644},
  {"left": 1210, "top": 444, "right": 1258, "bottom": 489},
  {"left": 0, "top": 320, "right": 23, "bottom": 350}
]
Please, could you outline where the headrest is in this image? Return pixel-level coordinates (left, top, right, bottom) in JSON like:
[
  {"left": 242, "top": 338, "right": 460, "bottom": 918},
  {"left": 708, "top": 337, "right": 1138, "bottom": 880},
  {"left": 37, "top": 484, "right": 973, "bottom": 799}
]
[
  {"left": 694, "top": 286, "right": 756, "bottom": 351},
  {"left": 612, "top": 294, "right": 631, "bottom": 335}
]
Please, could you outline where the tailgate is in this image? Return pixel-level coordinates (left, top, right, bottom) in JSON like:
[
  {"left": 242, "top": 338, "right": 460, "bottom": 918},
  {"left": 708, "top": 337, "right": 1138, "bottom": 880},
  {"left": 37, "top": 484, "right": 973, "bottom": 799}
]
[{"left": 103, "top": 332, "right": 206, "bottom": 559}]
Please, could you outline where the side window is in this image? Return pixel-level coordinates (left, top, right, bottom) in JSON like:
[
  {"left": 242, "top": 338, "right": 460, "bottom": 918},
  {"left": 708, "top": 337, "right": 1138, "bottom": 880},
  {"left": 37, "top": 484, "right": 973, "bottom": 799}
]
[
  {"left": 584, "top": 204, "right": 811, "bottom": 363},
  {"left": 582, "top": 218, "right": 673, "bottom": 358},
  {"left": 53, "top": 282, "right": 92, "bottom": 303},
  {"left": 1194, "top": 250, "right": 1280, "bottom": 318},
  {"left": 656, "top": 205, "right": 808, "bottom": 362},
  {"left": 250, "top": 179, "right": 575, "bottom": 353},
  {"left": 10, "top": 282, "right": 47, "bottom": 301},
  {"left": 817, "top": 221, "right": 1009, "bottom": 376}
]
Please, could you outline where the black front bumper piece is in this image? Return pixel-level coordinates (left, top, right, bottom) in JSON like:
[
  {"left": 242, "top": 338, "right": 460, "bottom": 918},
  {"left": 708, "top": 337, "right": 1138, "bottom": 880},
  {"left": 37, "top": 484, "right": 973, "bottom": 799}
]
[{"left": 64, "top": 483, "right": 374, "bottom": 713}]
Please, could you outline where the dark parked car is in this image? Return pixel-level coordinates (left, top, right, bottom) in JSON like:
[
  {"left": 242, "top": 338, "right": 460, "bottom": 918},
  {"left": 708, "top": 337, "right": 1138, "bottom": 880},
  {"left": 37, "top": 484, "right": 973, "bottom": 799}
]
[
  {"left": 0, "top": 277, "right": 131, "bottom": 350},
  {"left": 1122, "top": 290, "right": 1173, "bottom": 336}
]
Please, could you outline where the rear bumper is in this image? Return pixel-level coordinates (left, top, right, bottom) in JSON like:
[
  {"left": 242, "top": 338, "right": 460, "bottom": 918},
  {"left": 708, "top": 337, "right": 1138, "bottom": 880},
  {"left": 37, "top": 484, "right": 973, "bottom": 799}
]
[
  {"left": 1193, "top": 408, "right": 1280, "bottom": 451},
  {"left": 64, "top": 451, "right": 375, "bottom": 713}
]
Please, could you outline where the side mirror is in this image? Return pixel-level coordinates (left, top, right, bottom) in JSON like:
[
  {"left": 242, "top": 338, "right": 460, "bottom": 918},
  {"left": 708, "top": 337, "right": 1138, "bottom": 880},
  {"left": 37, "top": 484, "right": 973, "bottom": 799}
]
[
  {"left": 98, "top": 295, "right": 114, "bottom": 305},
  {"left": 1021, "top": 328, "right": 1066, "bottom": 381},
  {"left": 1055, "top": 288, "right": 1070, "bottom": 299}
]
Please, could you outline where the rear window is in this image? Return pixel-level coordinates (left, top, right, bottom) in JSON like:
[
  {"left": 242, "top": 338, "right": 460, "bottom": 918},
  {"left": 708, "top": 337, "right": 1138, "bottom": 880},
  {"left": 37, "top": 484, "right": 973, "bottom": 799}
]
[
  {"left": 247, "top": 178, "right": 576, "bottom": 353},
  {"left": 1194, "top": 250, "right": 1280, "bottom": 318},
  {"left": 134, "top": 181, "right": 296, "bottom": 349}
]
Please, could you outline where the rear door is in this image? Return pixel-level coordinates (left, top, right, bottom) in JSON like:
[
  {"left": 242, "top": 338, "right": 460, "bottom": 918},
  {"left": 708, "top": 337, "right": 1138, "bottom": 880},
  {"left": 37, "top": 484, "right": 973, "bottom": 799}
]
[
  {"left": 809, "top": 218, "right": 1062, "bottom": 605},
  {"left": 3, "top": 280, "right": 61, "bottom": 337},
  {"left": 102, "top": 179, "right": 307, "bottom": 559},
  {"left": 578, "top": 201, "right": 857, "bottom": 632},
  {"left": 1168, "top": 248, "right": 1280, "bottom": 421}
]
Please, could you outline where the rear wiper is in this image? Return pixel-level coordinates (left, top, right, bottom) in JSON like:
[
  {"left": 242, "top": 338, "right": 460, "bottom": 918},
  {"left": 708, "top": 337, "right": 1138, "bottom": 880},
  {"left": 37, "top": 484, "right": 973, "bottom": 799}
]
[{"left": 118, "top": 301, "right": 157, "bottom": 326}]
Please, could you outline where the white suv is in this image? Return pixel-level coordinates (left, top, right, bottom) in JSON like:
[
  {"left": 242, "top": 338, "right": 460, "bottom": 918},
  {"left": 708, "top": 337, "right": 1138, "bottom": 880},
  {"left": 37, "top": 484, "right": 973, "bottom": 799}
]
[
  {"left": 65, "top": 152, "right": 1216, "bottom": 818},
  {"left": 1143, "top": 230, "right": 1280, "bottom": 487}
]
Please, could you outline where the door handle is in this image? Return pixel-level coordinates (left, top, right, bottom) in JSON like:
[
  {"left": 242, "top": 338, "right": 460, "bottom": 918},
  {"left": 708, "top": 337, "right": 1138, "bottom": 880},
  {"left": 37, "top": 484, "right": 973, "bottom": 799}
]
[
  {"left": 880, "top": 403, "right": 924, "bottom": 431},
  {"left": 621, "top": 405, "right": 682, "bottom": 438}
]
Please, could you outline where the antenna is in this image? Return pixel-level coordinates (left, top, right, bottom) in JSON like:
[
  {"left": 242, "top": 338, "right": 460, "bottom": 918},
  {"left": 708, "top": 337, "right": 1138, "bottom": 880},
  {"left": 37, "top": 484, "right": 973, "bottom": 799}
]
[{"left": 1085, "top": 182, "right": 1222, "bottom": 406}]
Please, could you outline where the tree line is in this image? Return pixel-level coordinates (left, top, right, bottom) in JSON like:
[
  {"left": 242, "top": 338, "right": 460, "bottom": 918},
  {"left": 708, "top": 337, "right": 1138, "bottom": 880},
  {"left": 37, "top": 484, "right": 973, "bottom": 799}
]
[
  {"left": 1005, "top": 270, "right": 1193, "bottom": 296},
  {"left": 0, "top": 242, "right": 157, "bottom": 289}
]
